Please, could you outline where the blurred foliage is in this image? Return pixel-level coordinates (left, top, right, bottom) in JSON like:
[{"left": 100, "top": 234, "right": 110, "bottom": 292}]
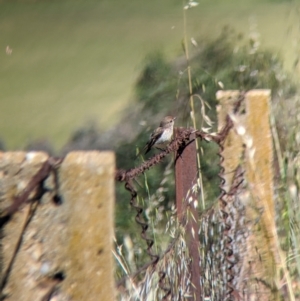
[
  {"left": 135, "top": 52, "right": 178, "bottom": 116},
  {"left": 25, "top": 138, "right": 55, "bottom": 156},
  {"left": 59, "top": 28, "right": 297, "bottom": 263},
  {"left": 12, "top": 26, "right": 299, "bottom": 287},
  {"left": 136, "top": 27, "right": 295, "bottom": 121},
  {"left": 61, "top": 121, "right": 104, "bottom": 155},
  {"left": 113, "top": 28, "right": 297, "bottom": 249},
  {"left": 0, "top": 139, "right": 6, "bottom": 151}
]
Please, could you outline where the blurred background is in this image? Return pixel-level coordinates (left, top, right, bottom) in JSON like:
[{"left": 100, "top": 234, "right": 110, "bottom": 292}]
[
  {"left": 1, "top": 0, "right": 300, "bottom": 152},
  {"left": 3, "top": 1, "right": 300, "bottom": 292}
]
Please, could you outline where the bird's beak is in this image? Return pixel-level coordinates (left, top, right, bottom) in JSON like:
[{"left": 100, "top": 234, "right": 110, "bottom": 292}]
[{"left": 173, "top": 117, "right": 176, "bottom": 120}]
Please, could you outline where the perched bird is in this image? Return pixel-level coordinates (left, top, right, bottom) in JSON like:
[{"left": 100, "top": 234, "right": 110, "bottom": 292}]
[{"left": 144, "top": 116, "right": 176, "bottom": 154}]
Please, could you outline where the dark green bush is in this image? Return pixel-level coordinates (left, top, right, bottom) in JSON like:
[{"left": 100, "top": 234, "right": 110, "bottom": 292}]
[{"left": 116, "top": 28, "right": 295, "bottom": 240}]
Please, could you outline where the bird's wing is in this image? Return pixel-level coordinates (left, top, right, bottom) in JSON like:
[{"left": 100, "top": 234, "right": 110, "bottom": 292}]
[{"left": 144, "top": 127, "right": 163, "bottom": 154}]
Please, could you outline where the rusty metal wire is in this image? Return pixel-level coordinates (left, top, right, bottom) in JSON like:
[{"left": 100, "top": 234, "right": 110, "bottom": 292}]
[
  {"left": 216, "top": 129, "right": 235, "bottom": 299},
  {"left": 0, "top": 157, "right": 64, "bottom": 299},
  {"left": 215, "top": 93, "right": 246, "bottom": 301},
  {"left": 158, "top": 271, "right": 171, "bottom": 300},
  {"left": 0, "top": 110, "right": 240, "bottom": 300},
  {"left": 116, "top": 128, "right": 200, "bottom": 297},
  {"left": 124, "top": 180, "right": 159, "bottom": 266},
  {"left": 115, "top": 122, "right": 234, "bottom": 184},
  {"left": 1, "top": 157, "right": 63, "bottom": 218},
  {"left": 115, "top": 115, "right": 237, "bottom": 300}
]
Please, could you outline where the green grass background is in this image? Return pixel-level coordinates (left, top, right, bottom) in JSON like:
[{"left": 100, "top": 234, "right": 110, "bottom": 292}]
[{"left": 1, "top": 0, "right": 299, "bottom": 150}]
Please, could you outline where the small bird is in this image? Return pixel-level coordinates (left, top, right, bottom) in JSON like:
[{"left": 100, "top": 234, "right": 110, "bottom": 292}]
[{"left": 144, "top": 116, "right": 176, "bottom": 154}]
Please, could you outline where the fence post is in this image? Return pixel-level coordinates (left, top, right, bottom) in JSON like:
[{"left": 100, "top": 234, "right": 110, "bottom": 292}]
[
  {"left": 216, "top": 90, "right": 281, "bottom": 300},
  {"left": 0, "top": 151, "right": 115, "bottom": 301},
  {"left": 175, "top": 130, "right": 201, "bottom": 300}
]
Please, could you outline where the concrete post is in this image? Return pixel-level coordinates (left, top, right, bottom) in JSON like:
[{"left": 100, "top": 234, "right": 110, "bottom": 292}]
[
  {"left": 0, "top": 151, "right": 115, "bottom": 301},
  {"left": 216, "top": 90, "right": 280, "bottom": 300}
]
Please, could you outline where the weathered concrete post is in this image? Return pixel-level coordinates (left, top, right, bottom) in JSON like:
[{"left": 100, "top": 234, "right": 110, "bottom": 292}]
[
  {"left": 0, "top": 151, "right": 115, "bottom": 301},
  {"left": 216, "top": 90, "right": 282, "bottom": 300}
]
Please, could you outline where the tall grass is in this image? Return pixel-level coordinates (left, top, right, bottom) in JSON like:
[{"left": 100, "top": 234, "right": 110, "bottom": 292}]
[{"left": 114, "top": 0, "right": 300, "bottom": 298}]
